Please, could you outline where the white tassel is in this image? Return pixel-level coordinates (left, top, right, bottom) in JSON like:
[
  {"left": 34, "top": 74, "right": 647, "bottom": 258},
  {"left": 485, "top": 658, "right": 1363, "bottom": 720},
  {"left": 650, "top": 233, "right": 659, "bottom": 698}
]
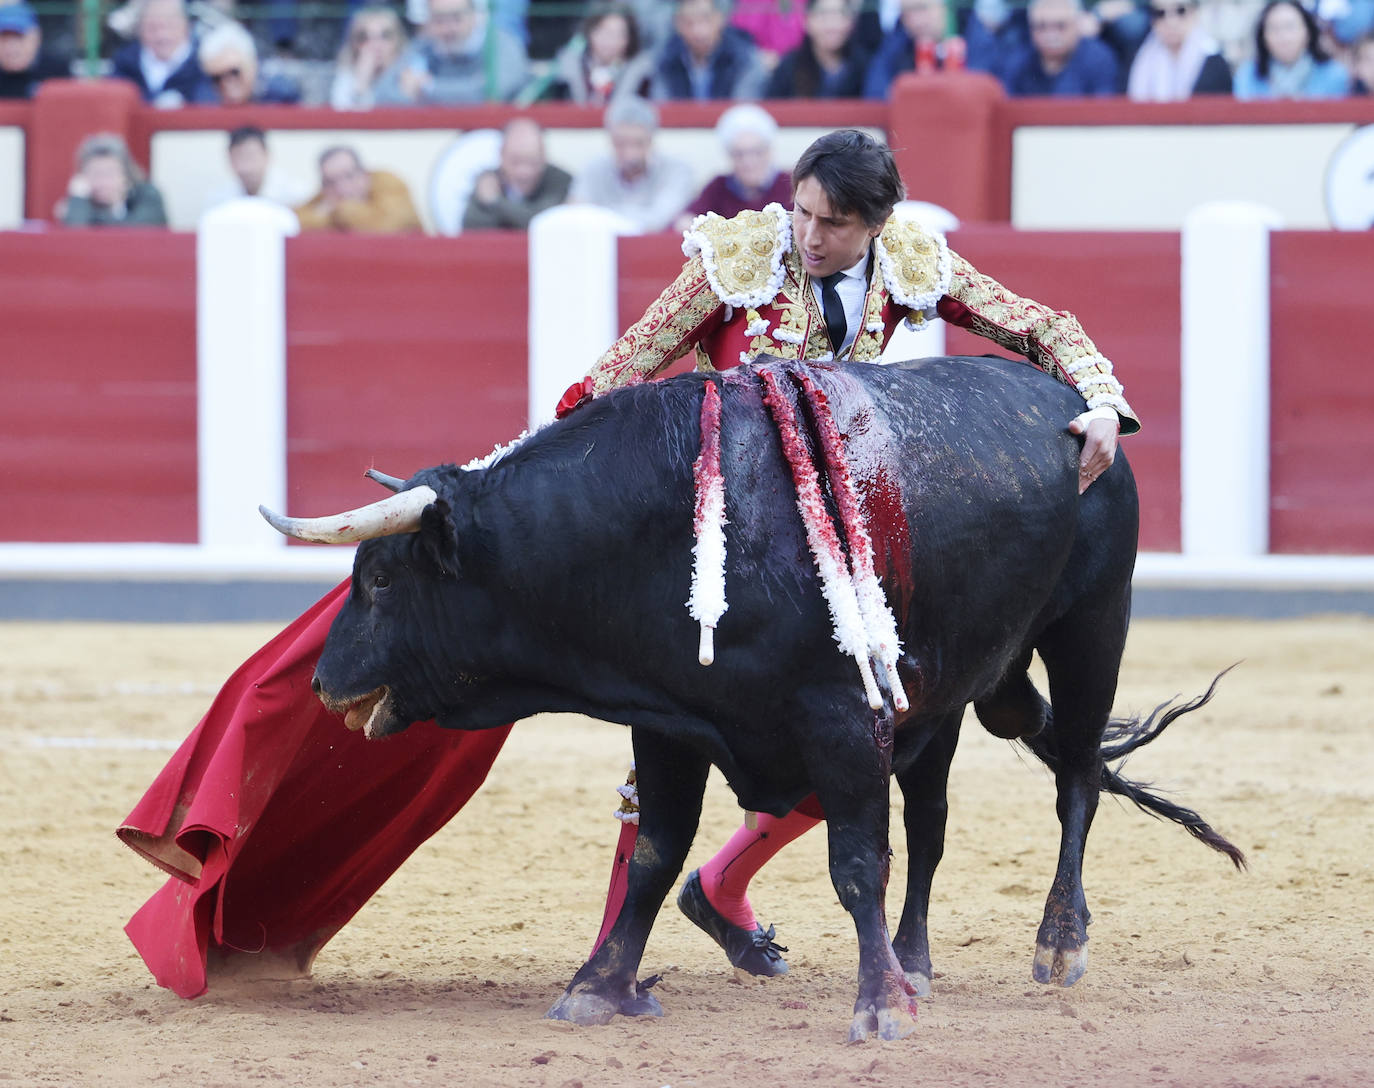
[{"left": 688, "top": 381, "right": 728, "bottom": 666}]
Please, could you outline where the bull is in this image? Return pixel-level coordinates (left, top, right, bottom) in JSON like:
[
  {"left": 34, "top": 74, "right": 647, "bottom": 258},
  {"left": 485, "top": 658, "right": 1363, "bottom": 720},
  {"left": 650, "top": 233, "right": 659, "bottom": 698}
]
[{"left": 262, "top": 356, "right": 1242, "bottom": 1042}]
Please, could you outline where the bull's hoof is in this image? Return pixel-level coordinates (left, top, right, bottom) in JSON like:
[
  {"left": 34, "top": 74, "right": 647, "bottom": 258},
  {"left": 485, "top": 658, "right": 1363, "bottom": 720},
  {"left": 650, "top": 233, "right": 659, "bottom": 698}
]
[
  {"left": 546, "top": 981, "right": 664, "bottom": 1026},
  {"left": 1032, "top": 942, "right": 1088, "bottom": 987},
  {"left": 619, "top": 982, "right": 664, "bottom": 1018},
  {"left": 546, "top": 989, "right": 618, "bottom": 1026},
  {"left": 903, "top": 970, "right": 932, "bottom": 998},
  {"left": 848, "top": 1004, "right": 917, "bottom": 1043}
]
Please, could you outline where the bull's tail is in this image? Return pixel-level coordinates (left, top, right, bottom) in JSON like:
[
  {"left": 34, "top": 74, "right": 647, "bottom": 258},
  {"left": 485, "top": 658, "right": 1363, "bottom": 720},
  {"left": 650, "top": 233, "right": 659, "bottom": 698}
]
[{"left": 1020, "top": 667, "right": 1247, "bottom": 871}]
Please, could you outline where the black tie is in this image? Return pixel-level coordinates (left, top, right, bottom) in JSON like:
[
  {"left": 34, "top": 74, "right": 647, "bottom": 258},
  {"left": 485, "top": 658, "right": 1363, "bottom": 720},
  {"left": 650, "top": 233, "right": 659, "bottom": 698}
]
[{"left": 820, "top": 271, "right": 848, "bottom": 356}]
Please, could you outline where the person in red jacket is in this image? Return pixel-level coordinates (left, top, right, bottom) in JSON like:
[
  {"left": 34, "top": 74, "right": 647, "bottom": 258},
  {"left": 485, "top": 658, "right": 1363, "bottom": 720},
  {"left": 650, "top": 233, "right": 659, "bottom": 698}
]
[{"left": 558, "top": 127, "right": 1135, "bottom": 977}]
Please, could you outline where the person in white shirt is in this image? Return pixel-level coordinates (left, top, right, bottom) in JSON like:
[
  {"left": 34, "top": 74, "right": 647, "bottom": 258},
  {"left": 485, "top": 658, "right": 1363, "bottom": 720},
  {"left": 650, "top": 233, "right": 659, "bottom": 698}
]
[
  {"left": 205, "top": 127, "right": 312, "bottom": 212},
  {"left": 569, "top": 97, "right": 697, "bottom": 233},
  {"left": 110, "top": 0, "right": 212, "bottom": 106}
]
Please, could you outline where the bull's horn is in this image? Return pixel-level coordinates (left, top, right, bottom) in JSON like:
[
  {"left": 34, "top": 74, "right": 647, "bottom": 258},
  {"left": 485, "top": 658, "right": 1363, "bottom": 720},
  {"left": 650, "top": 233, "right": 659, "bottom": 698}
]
[
  {"left": 364, "top": 468, "right": 407, "bottom": 493},
  {"left": 259, "top": 485, "right": 438, "bottom": 544}
]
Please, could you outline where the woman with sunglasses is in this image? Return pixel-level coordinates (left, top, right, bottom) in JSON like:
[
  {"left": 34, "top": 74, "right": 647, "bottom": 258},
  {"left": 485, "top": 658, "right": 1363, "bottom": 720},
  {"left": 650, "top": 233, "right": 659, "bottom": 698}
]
[
  {"left": 1126, "top": 0, "right": 1231, "bottom": 99},
  {"left": 330, "top": 4, "right": 408, "bottom": 110},
  {"left": 1234, "top": 0, "right": 1349, "bottom": 99},
  {"left": 198, "top": 20, "right": 302, "bottom": 106}
]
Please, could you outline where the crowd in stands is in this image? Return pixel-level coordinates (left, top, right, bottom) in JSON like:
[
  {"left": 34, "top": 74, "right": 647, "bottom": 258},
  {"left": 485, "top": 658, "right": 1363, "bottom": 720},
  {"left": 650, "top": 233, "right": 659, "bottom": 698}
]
[
  {"left": 4, "top": 0, "right": 1374, "bottom": 233},
  {"left": 3, "top": 0, "right": 1374, "bottom": 106}
]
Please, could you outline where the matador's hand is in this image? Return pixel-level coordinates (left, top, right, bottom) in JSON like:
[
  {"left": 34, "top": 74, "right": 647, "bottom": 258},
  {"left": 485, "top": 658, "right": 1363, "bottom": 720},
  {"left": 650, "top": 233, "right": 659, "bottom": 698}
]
[{"left": 1068, "top": 410, "right": 1120, "bottom": 494}]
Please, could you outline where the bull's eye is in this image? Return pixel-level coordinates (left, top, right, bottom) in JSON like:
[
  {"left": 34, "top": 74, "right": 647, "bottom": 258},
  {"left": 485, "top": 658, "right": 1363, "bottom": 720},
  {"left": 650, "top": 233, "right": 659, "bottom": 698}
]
[{"left": 372, "top": 572, "right": 391, "bottom": 590}]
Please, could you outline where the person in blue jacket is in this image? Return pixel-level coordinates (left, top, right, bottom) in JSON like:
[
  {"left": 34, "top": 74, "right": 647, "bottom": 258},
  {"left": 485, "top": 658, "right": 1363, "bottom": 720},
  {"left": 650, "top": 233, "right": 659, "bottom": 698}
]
[
  {"left": 1233, "top": 0, "right": 1349, "bottom": 99},
  {"left": 1003, "top": 0, "right": 1119, "bottom": 96}
]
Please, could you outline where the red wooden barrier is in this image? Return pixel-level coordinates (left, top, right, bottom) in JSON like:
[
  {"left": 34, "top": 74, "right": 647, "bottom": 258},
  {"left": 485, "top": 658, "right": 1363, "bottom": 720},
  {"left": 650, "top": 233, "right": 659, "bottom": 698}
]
[
  {"left": 1269, "top": 231, "right": 1374, "bottom": 555},
  {"left": 0, "top": 228, "right": 197, "bottom": 543},
  {"left": 284, "top": 232, "right": 530, "bottom": 518},
  {"left": 943, "top": 228, "right": 1182, "bottom": 552},
  {"left": 0, "top": 225, "right": 1365, "bottom": 554}
]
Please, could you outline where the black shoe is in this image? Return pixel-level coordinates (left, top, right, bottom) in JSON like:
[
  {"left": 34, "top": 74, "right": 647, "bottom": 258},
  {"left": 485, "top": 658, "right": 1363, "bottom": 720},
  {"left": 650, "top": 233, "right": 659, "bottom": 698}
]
[{"left": 677, "top": 869, "right": 789, "bottom": 977}]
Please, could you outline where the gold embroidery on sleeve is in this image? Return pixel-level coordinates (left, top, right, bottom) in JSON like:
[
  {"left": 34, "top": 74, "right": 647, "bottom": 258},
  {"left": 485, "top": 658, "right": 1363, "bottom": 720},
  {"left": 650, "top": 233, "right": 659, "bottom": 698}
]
[
  {"left": 587, "top": 256, "right": 724, "bottom": 395},
  {"left": 946, "top": 251, "right": 1138, "bottom": 429}
]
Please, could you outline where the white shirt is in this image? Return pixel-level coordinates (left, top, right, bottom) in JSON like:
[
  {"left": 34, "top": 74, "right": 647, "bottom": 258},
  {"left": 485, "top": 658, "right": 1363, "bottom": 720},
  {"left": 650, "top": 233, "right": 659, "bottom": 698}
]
[
  {"left": 205, "top": 166, "right": 313, "bottom": 213},
  {"left": 808, "top": 249, "right": 870, "bottom": 358},
  {"left": 140, "top": 40, "right": 193, "bottom": 96},
  {"left": 570, "top": 152, "right": 697, "bottom": 234}
]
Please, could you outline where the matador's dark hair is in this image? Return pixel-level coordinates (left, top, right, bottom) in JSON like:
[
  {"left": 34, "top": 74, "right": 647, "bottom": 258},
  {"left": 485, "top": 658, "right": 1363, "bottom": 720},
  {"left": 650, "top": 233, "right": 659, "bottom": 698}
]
[{"left": 791, "top": 129, "right": 905, "bottom": 229}]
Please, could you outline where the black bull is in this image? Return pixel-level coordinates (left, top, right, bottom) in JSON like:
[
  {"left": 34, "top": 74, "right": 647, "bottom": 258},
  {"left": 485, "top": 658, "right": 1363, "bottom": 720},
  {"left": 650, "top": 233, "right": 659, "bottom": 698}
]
[{"left": 272, "top": 357, "right": 1242, "bottom": 1042}]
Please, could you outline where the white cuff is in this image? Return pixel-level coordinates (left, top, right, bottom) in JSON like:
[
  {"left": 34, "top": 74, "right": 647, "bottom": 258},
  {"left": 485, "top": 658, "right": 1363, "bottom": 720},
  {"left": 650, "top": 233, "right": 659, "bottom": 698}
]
[{"left": 1071, "top": 405, "right": 1120, "bottom": 430}]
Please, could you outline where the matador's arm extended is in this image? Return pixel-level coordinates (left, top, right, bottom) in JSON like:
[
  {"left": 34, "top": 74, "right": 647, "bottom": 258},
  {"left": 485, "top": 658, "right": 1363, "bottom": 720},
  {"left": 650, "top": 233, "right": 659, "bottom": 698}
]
[{"left": 936, "top": 251, "right": 1139, "bottom": 434}]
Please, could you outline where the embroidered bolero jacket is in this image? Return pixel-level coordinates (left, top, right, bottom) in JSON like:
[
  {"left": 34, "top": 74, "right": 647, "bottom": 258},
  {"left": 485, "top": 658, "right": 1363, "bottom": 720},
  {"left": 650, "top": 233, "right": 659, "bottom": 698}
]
[{"left": 585, "top": 203, "right": 1138, "bottom": 433}]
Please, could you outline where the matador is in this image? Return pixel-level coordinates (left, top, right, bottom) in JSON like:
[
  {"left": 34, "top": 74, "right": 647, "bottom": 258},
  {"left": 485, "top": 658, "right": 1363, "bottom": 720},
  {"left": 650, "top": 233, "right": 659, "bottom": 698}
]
[{"left": 557, "top": 128, "right": 1139, "bottom": 981}]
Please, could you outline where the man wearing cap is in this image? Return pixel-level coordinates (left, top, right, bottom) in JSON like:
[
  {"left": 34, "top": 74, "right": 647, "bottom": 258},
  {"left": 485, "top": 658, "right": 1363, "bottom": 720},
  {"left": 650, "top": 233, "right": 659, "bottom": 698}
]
[
  {"left": 558, "top": 127, "right": 1137, "bottom": 980},
  {"left": 0, "top": 3, "right": 70, "bottom": 99}
]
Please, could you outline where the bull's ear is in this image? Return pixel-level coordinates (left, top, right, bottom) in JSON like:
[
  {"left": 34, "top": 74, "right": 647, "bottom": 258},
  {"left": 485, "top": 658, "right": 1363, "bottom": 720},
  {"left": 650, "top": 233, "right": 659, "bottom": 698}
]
[{"left": 417, "top": 497, "right": 459, "bottom": 576}]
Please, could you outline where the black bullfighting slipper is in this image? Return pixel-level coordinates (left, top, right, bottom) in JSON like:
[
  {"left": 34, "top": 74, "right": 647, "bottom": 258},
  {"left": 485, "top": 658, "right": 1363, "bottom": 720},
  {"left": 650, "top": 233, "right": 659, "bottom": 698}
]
[{"left": 677, "top": 869, "right": 790, "bottom": 977}]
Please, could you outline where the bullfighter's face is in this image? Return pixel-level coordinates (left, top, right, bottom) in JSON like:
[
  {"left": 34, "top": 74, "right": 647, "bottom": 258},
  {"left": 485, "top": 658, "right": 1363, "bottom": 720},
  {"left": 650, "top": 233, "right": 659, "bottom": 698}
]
[{"left": 791, "top": 175, "right": 883, "bottom": 280}]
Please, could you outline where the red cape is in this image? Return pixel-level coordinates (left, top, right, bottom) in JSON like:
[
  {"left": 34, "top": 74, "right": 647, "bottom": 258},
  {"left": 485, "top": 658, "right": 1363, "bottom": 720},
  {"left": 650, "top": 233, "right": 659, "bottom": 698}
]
[{"left": 118, "top": 581, "right": 512, "bottom": 998}]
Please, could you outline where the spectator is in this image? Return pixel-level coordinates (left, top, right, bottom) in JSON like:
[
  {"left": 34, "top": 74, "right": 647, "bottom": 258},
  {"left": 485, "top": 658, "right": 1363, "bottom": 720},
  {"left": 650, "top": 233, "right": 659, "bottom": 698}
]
[
  {"left": 677, "top": 102, "right": 790, "bottom": 230},
  {"left": 60, "top": 133, "right": 168, "bottom": 228},
  {"left": 863, "top": 0, "right": 967, "bottom": 99},
  {"left": 650, "top": 0, "right": 769, "bottom": 100},
  {"left": 0, "top": 2, "right": 69, "bottom": 99},
  {"left": 461, "top": 118, "right": 572, "bottom": 230},
  {"left": 548, "top": 2, "right": 655, "bottom": 104},
  {"left": 570, "top": 96, "right": 696, "bottom": 232},
  {"left": 1127, "top": 0, "right": 1232, "bottom": 98},
  {"left": 407, "top": 0, "right": 531, "bottom": 46},
  {"left": 329, "top": 6, "right": 407, "bottom": 110},
  {"left": 1233, "top": 0, "right": 1349, "bottom": 97},
  {"left": 766, "top": 0, "right": 871, "bottom": 98},
  {"left": 205, "top": 126, "right": 312, "bottom": 209},
  {"left": 375, "top": 0, "right": 530, "bottom": 104},
  {"left": 295, "top": 146, "right": 423, "bottom": 233},
  {"left": 1352, "top": 29, "right": 1374, "bottom": 92},
  {"left": 962, "top": 0, "right": 1030, "bottom": 81},
  {"left": 198, "top": 20, "right": 301, "bottom": 104},
  {"left": 1003, "top": 0, "right": 1120, "bottom": 95},
  {"left": 111, "top": 0, "right": 213, "bottom": 106},
  {"left": 730, "top": 0, "right": 806, "bottom": 67}
]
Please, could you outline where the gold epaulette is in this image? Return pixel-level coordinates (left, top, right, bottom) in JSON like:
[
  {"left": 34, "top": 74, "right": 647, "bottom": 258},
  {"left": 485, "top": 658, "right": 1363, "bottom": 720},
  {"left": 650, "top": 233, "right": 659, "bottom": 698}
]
[
  {"left": 681, "top": 203, "right": 791, "bottom": 309},
  {"left": 873, "top": 217, "right": 953, "bottom": 313}
]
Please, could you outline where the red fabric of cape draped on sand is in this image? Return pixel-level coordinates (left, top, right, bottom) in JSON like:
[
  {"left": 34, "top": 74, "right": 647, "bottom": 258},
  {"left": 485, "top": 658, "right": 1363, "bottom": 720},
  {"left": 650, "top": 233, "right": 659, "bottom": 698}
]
[{"left": 118, "top": 580, "right": 512, "bottom": 998}]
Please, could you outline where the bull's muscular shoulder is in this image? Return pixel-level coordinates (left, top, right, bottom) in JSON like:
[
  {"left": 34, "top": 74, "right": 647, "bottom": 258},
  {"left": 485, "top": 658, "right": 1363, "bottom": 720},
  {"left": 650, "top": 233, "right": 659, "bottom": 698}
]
[
  {"left": 681, "top": 203, "right": 791, "bottom": 309},
  {"left": 873, "top": 216, "right": 953, "bottom": 312}
]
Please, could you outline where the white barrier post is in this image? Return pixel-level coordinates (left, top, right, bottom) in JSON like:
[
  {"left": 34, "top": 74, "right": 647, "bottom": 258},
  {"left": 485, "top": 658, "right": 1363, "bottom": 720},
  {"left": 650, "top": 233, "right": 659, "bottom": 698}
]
[
  {"left": 1180, "top": 201, "right": 1283, "bottom": 558},
  {"left": 527, "top": 204, "right": 640, "bottom": 426},
  {"left": 196, "top": 199, "right": 299, "bottom": 555}
]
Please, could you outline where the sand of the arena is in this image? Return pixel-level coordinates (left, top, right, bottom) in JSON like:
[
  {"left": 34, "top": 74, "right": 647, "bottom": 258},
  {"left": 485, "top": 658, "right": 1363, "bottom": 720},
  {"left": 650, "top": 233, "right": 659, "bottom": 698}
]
[{"left": 1, "top": 616, "right": 1371, "bottom": 1087}]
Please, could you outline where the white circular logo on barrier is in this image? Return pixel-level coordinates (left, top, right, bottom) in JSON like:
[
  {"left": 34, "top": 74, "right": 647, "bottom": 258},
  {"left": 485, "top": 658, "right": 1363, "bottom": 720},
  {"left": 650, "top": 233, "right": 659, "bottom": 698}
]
[{"left": 1325, "top": 124, "right": 1374, "bottom": 231}]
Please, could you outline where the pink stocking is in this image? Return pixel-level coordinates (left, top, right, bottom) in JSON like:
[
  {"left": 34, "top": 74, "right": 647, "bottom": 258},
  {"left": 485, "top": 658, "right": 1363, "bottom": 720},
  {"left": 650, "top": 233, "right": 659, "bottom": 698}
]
[{"left": 696, "top": 806, "right": 823, "bottom": 930}]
